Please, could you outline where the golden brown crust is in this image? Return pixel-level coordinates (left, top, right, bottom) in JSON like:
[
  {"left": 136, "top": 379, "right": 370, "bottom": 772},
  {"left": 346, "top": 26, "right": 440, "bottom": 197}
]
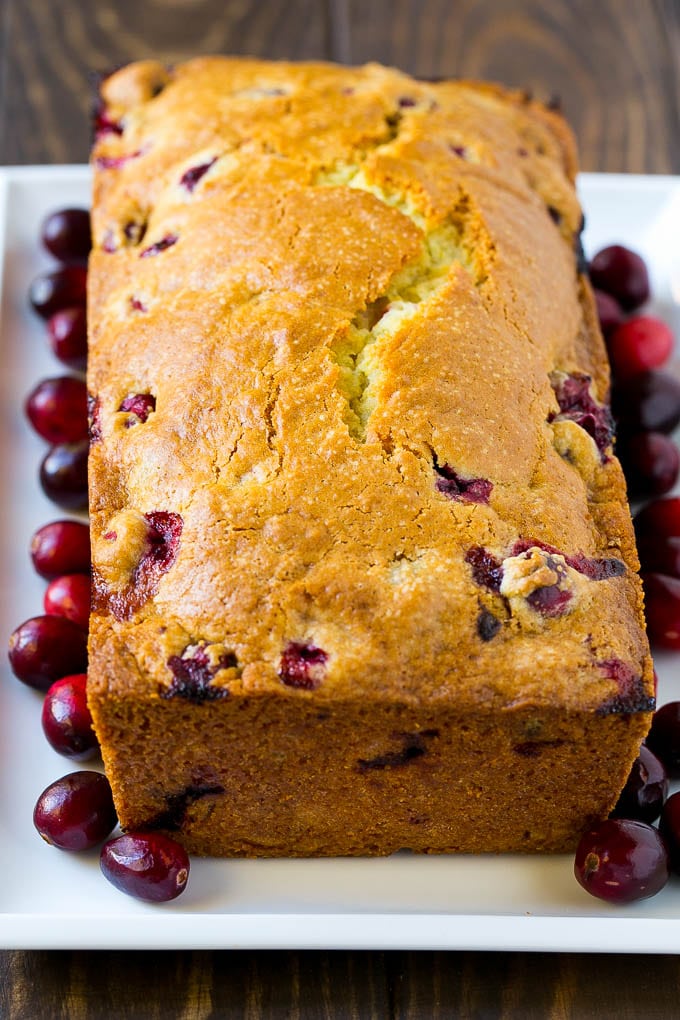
[{"left": 87, "top": 57, "right": 652, "bottom": 856}]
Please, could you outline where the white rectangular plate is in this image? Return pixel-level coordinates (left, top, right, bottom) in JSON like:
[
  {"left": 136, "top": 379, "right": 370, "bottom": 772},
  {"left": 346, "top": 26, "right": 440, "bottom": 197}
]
[{"left": 1, "top": 167, "right": 680, "bottom": 951}]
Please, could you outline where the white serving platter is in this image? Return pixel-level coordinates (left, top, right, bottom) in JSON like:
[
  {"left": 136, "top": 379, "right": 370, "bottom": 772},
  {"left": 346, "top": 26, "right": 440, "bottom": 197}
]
[{"left": 1, "top": 166, "right": 680, "bottom": 951}]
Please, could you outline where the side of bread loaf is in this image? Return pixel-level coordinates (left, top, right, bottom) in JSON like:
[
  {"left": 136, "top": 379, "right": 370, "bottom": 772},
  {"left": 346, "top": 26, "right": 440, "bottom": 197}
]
[{"left": 87, "top": 57, "right": 653, "bottom": 856}]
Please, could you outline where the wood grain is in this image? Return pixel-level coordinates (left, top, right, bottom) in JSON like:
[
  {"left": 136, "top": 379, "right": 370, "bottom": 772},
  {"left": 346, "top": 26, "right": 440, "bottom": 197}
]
[
  {"left": 0, "top": 0, "right": 329, "bottom": 163},
  {"left": 345, "top": 0, "right": 680, "bottom": 173}
]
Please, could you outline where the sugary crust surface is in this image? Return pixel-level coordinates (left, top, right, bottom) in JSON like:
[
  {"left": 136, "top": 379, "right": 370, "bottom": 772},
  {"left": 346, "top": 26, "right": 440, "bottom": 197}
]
[{"left": 87, "top": 57, "right": 653, "bottom": 856}]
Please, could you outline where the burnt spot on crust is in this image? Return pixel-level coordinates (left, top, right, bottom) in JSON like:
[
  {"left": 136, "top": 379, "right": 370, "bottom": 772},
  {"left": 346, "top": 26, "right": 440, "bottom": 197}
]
[
  {"left": 358, "top": 731, "right": 437, "bottom": 772},
  {"left": 433, "top": 457, "right": 493, "bottom": 504},
  {"left": 163, "top": 645, "right": 237, "bottom": 702},
  {"left": 141, "top": 783, "right": 225, "bottom": 831},
  {"left": 513, "top": 739, "right": 566, "bottom": 758},
  {"left": 278, "top": 642, "right": 328, "bottom": 690},
  {"left": 596, "top": 658, "right": 656, "bottom": 716},
  {"left": 477, "top": 607, "right": 502, "bottom": 641}
]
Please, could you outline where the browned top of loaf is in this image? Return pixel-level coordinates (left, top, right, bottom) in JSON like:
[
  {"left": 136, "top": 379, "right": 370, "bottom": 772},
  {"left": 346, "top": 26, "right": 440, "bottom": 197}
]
[{"left": 87, "top": 57, "right": 650, "bottom": 713}]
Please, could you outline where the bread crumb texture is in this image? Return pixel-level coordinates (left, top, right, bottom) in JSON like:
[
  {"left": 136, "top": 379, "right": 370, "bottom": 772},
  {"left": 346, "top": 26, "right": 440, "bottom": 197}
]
[{"left": 87, "top": 59, "right": 652, "bottom": 855}]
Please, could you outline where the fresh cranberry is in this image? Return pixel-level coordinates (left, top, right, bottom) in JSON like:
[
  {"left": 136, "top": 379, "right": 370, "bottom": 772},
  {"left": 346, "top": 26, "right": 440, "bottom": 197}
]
[
  {"left": 574, "top": 818, "right": 669, "bottom": 903},
  {"left": 594, "top": 288, "right": 624, "bottom": 337},
  {"left": 646, "top": 701, "right": 680, "bottom": 776},
  {"left": 43, "top": 573, "right": 90, "bottom": 630},
  {"left": 118, "top": 393, "right": 156, "bottom": 425},
  {"left": 607, "top": 315, "right": 674, "bottom": 380},
  {"left": 278, "top": 642, "right": 328, "bottom": 689},
  {"left": 8, "top": 615, "right": 88, "bottom": 690},
  {"left": 612, "top": 370, "right": 680, "bottom": 435},
  {"left": 618, "top": 432, "right": 680, "bottom": 499},
  {"left": 29, "top": 266, "right": 87, "bottom": 319},
  {"left": 47, "top": 307, "right": 87, "bottom": 371},
  {"left": 180, "top": 158, "right": 217, "bottom": 192},
  {"left": 41, "top": 674, "right": 98, "bottom": 760},
  {"left": 659, "top": 792, "right": 680, "bottom": 873},
  {"left": 100, "top": 832, "right": 190, "bottom": 902},
  {"left": 637, "top": 534, "right": 680, "bottom": 579},
  {"left": 41, "top": 208, "right": 91, "bottom": 264},
  {"left": 31, "top": 519, "right": 91, "bottom": 579},
  {"left": 40, "top": 441, "right": 89, "bottom": 509},
  {"left": 25, "top": 376, "right": 88, "bottom": 445},
  {"left": 34, "top": 771, "right": 116, "bottom": 851},
  {"left": 589, "top": 244, "right": 650, "bottom": 311},
  {"left": 610, "top": 745, "right": 668, "bottom": 824},
  {"left": 139, "top": 234, "right": 178, "bottom": 258},
  {"left": 641, "top": 573, "right": 680, "bottom": 650},
  {"left": 634, "top": 497, "right": 680, "bottom": 540}
]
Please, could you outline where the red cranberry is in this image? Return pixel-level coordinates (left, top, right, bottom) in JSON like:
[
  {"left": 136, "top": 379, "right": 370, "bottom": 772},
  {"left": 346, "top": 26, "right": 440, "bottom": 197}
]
[
  {"left": 637, "top": 534, "right": 680, "bottom": 578},
  {"left": 8, "top": 614, "right": 88, "bottom": 690},
  {"left": 574, "top": 818, "right": 669, "bottom": 903},
  {"left": 659, "top": 791, "right": 680, "bottom": 873},
  {"left": 93, "top": 102, "right": 123, "bottom": 139},
  {"left": 34, "top": 771, "right": 116, "bottom": 850},
  {"left": 618, "top": 431, "right": 680, "bottom": 499},
  {"left": 646, "top": 701, "right": 680, "bottom": 777},
  {"left": 594, "top": 288, "right": 624, "bottom": 337},
  {"left": 31, "top": 519, "right": 91, "bottom": 579},
  {"left": 180, "top": 158, "right": 217, "bottom": 192},
  {"left": 40, "top": 441, "right": 89, "bottom": 510},
  {"left": 612, "top": 370, "right": 680, "bottom": 435},
  {"left": 641, "top": 573, "right": 680, "bottom": 650},
  {"left": 164, "top": 645, "right": 235, "bottom": 702},
  {"left": 47, "top": 307, "right": 87, "bottom": 371},
  {"left": 43, "top": 573, "right": 90, "bottom": 630},
  {"left": 549, "top": 372, "right": 613, "bottom": 456},
  {"left": 139, "top": 234, "right": 178, "bottom": 258},
  {"left": 433, "top": 460, "right": 492, "bottom": 504},
  {"left": 95, "top": 149, "right": 145, "bottom": 171},
  {"left": 41, "top": 674, "right": 98, "bottom": 760},
  {"left": 118, "top": 392, "right": 156, "bottom": 425},
  {"left": 278, "top": 642, "right": 328, "bottom": 690},
  {"left": 41, "top": 208, "right": 91, "bottom": 264},
  {"left": 29, "top": 265, "right": 87, "bottom": 319},
  {"left": 25, "top": 376, "right": 88, "bottom": 445},
  {"left": 634, "top": 497, "right": 680, "bottom": 540},
  {"left": 610, "top": 745, "right": 668, "bottom": 824},
  {"left": 608, "top": 315, "right": 674, "bottom": 380},
  {"left": 100, "top": 832, "right": 190, "bottom": 902},
  {"left": 589, "top": 244, "right": 650, "bottom": 311}
]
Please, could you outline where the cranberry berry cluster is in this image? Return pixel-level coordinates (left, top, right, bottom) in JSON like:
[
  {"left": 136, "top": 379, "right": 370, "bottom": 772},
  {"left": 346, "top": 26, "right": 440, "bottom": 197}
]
[
  {"left": 7, "top": 209, "right": 189, "bottom": 904},
  {"left": 574, "top": 244, "right": 680, "bottom": 904}
]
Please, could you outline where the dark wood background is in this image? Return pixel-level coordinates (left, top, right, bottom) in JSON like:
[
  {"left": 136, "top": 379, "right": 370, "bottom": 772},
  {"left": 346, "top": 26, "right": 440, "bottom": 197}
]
[{"left": 2, "top": 0, "right": 680, "bottom": 1016}]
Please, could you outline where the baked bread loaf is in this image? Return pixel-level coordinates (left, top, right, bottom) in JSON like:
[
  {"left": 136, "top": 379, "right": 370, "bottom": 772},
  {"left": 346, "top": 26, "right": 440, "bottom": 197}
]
[{"left": 87, "top": 57, "right": 653, "bottom": 857}]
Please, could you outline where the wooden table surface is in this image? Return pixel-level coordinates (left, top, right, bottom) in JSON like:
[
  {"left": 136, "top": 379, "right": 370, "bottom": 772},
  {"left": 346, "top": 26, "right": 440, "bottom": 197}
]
[{"left": 1, "top": 0, "right": 680, "bottom": 1016}]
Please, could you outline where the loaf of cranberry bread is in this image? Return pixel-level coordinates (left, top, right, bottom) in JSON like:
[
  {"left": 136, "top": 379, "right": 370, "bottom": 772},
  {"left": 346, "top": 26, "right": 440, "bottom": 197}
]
[{"left": 87, "top": 57, "right": 653, "bottom": 856}]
